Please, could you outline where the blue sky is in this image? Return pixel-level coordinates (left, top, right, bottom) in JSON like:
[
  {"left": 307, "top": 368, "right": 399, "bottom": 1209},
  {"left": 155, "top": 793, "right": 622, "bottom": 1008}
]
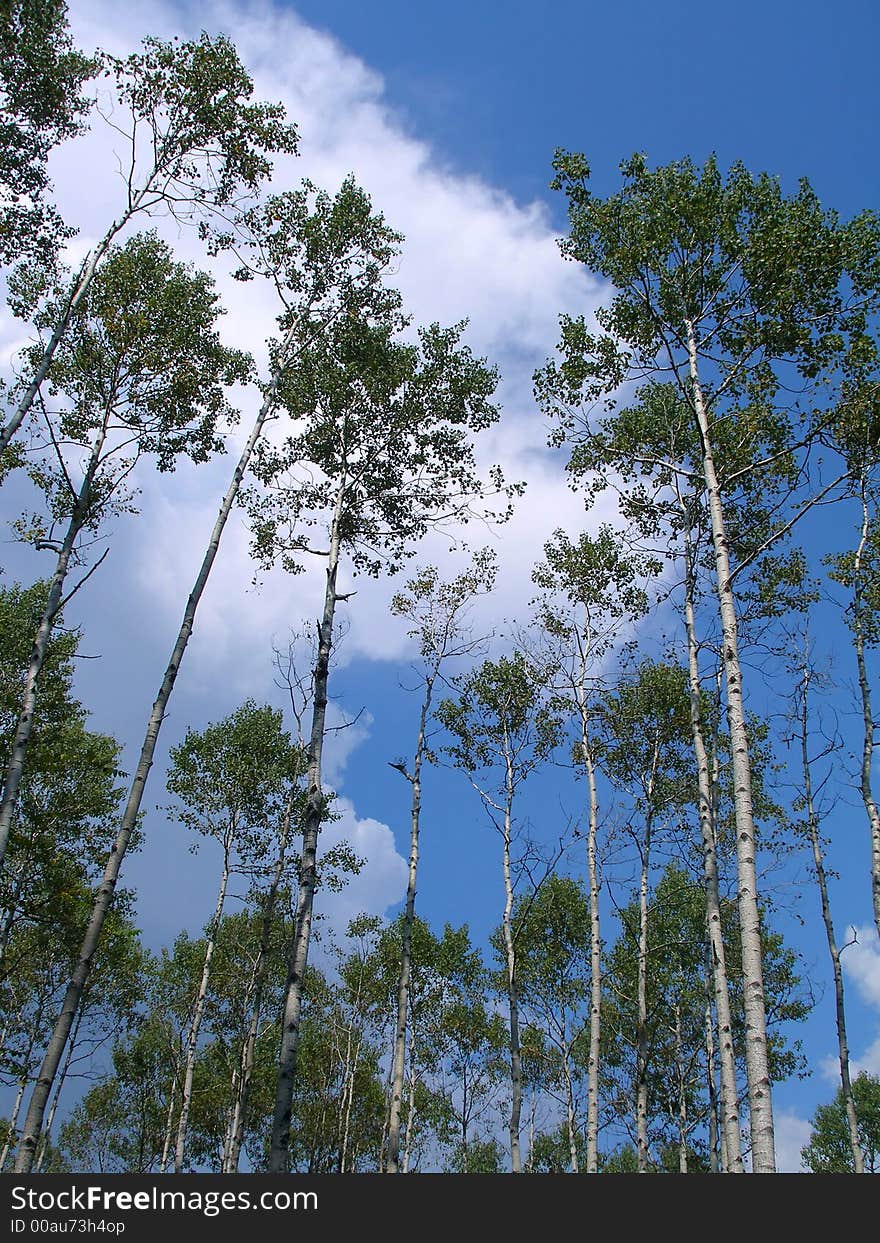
[{"left": 2, "top": 0, "right": 879, "bottom": 1170}]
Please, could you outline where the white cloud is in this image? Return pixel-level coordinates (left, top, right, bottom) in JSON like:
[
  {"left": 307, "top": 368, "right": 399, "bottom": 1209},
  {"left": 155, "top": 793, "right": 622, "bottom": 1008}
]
[
  {"left": 774, "top": 1110, "right": 811, "bottom": 1173},
  {"left": 843, "top": 925, "right": 880, "bottom": 1010},
  {"left": 316, "top": 795, "right": 408, "bottom": 935}
]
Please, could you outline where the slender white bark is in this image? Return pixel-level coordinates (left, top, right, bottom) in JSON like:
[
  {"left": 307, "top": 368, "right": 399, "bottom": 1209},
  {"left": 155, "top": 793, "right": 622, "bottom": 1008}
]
[
  {"left": 562, "top": 1037, "right": 580, "bottom": 1173},
  {"left": 705, "top": 988, "right": 720, "bottom": 1173},
  {"left": 268, "top": 485, "right": 345, "bottom": 1172},
  {"left": 12, "top": 343, "right": 291, "bottom": 1173},
  {"left": 575, "top": 680, "right": 602, "bottom": 1173},
  {"left": 34, "top": 1005, "right": 84, "bottom": 1173},
  {"left": 685, "top": 318, "right": 776, "bottom": 1172},
  {"left": 674, "top": 1003, "right": 688, "bottom": 1173},
  {"left": 401, "top": 1052, "right": 417, "bottom": 1174},
  {"left": 386, "top": 670, "right": 436, "bottom": 1171},
  {"left": 683, "top": 537, "right": 744, "bottom": 1171},
  {"left": 502, "top": 740, "right": 523, "bottom": 1174},
  {"left": 635, "top": 742, "right": 659, "bottom": 1174},
  {"left": 0, "top": 197, "right": 146, "bottom": 457}
]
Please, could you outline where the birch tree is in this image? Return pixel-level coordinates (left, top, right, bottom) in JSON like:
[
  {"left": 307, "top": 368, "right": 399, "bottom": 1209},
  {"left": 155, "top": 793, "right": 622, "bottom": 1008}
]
[
  {"left": 504, "top": 874, "right": 591, "bottom": 1172},
  {"left": 245, "top": 299, "right": 510, "bottom": 1171},
  {"left": 161, "top": 702, "right": 300, "bottom": 1172},
  {"left": 599, "top": 661, "right": 693, "bottom": 1170},
  {"left": 13, "top": 177, "right": 401, "bottom": 1172},
  {"left": 437, "top": 652, "right": 560, "bottom": 1172},
  {"left": 537, "top": 152, "right": 880, "bottom": 1169},
  {"left": 786, "top": 644, "right": 865, "bottom": 1171},
  {"left": 530, "top": 524, "right": 658, "bottom": 1170},
  {"left": 384, "top": 549, "right": 497, "bottom": 1172}
]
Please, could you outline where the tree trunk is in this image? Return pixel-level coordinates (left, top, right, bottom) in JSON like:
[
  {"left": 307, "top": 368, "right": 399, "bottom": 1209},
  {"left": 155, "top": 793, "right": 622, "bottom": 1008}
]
[
  {"left": 386, "top": 670, "right": 436, "bottom": 1171},
  {"left": 634, "top": 736, "right": 660, "bottom": 1174},
  {"left": 173, "top": 844, "right": 232, "bottom": 1172},
  {"left": 401, "top": 1053, "right": 418, "bottom": 1174},
  {"left": 798, "top": 664, "right": 865, "bottom": 1172},
  {"left": 502, "top": 744, "right": 523, "bottom": 1174},
  {"left": 578, "top": 694, "right": 602, "bottom": 1173},
  {"left": 12, "top": 340, "right": 292, "bottom": 1173},
  {"left": 34, "top": 1004, "right": 84, "bottom": 1173},
  {"left": 268, "top": 486, "right": 345, "bottom": 1172},
  {"left": 685, "top": 318, "right": 776, "bottom": 1172},
  {"left": 562, "top": 1038, "right": 580, "bottom": 1173},
  {"left": 636, "top": 802, "right": 654, "bottom": 1173},
  {"left": 705, "top": 987, "right": 720, "bottom": 1173},
  {"left": 853, "top": 486, "right": 880, "bottom": 941},
  {"left": 674, "top": 1002, "right": 688, "bottom": 1173},
  {"left": 683, "top": 535, "right": 744, "bottom": 1171},
  {"left": 0, "top": 429, "right": 105, "bottom": 872}
]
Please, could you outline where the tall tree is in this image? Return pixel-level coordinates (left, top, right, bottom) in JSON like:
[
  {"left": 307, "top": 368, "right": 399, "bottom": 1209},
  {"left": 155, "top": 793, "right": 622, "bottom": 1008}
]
[
  {"left": 786, "top": 645, "right": 864, "bottom": 1171},
  {"left": 438, "top": 652, "right": 560, "bottom": 1172},
  {"left": 246, "top": 294, "right": 509, "bottom": 1171},
  {"left": 537, "top": 152, "right": 880, "bottom": 1168},
  {"left": 530, "top": 524, "right": 659, "bottom": 1170},
  {"left": 162, "top": 702, "right": 300, "bottom": 1172},
  {"left": 384, "top": 550, "right": 497, "bottom": 1172},
  {"left": 503, "top": 874, "right": 592, "bottom": 1172},
  {"left": 13, "top": 177, "right": 401, "bottom": 1173},
  {"left": 599, "top": 661, "right": 693, "bottom": 1170}
]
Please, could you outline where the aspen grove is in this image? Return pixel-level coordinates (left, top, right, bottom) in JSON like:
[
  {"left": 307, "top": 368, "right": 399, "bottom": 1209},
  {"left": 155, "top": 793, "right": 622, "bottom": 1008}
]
[{"left": 2, "top": 2, "right": 880, "bottom": 1175}]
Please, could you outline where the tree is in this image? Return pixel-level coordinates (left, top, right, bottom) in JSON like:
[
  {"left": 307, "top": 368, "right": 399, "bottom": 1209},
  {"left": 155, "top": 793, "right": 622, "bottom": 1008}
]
[
  {"left": 598, "top": 662, "right": 694, "bottom": 1170},
  {"left": 802, "top": 1073, "right": 880, "bottom": 1173},
  {"left": 0, "top": 233, "right": 247, "bottom": 874},
  {"left": 503, "top": 874, "right": 592, "bottom": 1172},
  {"left": 537, "top": 152, "right": 880, "bottom": 1169},
  {"left": 247, "top": 291, "right": 510, "bottom": 1171},
  {"left": 529, "top": 524, "right": 659, "bottom": 1170},
  {"left": 1, "top": 30, "right": 297, "bottom": 457},
  {"left": 13, "top": 175, "right": 401, "bottom": 1173},
  {"left": 384, "top": 550, "right": 496, "bottom": 1172},
  {"left": 162, "top": 702, "right": 301, "bottom": 1172},
  {"left": 786, "top": 640, "right": 865, "bottom": 1171},
  {"left": 438, "top": 652, "right": 560, "bottom": 1172}
]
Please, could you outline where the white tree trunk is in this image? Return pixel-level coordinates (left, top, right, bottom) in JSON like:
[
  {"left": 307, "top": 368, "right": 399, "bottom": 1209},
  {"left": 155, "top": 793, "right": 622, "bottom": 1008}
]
[
  {"left": 683, "top": 542, "right": 744, "bottom": 1171},
  {"left": 685, "top": 318, "right": 776, "bottom": 1172},
  {"left": 386, "top": 668, "right": 437, "bottom": 1171},
  {"left": 502, "top": 744, "right": 523, "bottom": 1174},
  {"left": 852, "top": 488, "right": 880, "bottom": 941}
]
